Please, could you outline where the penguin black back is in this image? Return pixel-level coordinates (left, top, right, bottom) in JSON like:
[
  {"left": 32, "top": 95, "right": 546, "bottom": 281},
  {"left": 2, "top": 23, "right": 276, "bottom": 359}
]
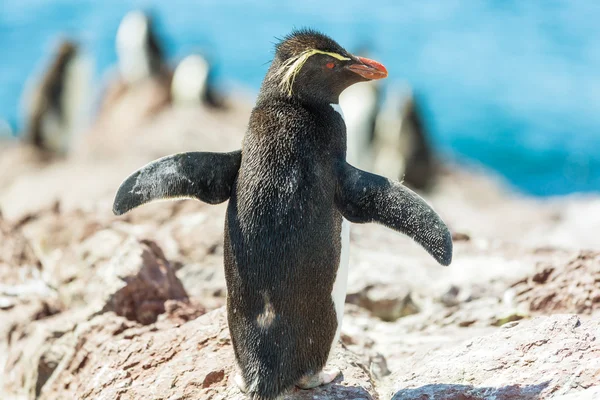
[
  {"left": 224, "top": 29, "right": 389, "bottom": 398},
  {"left": 112, "top": 28, "right": 451, "bottom": 400},
  {"left": 225, "top": 101, "right": 343, "bottom": 397}
]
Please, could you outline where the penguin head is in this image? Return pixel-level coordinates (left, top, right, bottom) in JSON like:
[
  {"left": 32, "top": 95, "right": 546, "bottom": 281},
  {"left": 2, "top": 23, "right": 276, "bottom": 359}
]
[
  {"left": 266, "top": 29, "right": 387, "bottom": 104},
  {"left": 117, "top": 11, "right": 151, "bottom": 51},
  {"left": 56, "top": 40, "right": 78, "bottom": 62}
]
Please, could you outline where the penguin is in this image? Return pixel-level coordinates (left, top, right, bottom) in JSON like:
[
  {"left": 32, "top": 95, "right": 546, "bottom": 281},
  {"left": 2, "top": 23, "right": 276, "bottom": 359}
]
[
  {"left": 112, "top": 29, "right": 452, "bottom": 399},
  {"left": 115, "top": 10, "right": 166, "bottom": 85},
  {"left": 339, "top": 48, "right": 382, "bottom": 171},
  {"left": 398, "top": 93, "right": 437, "bottom": 190},
  {"left": 90, "top": 10, "right": 169, "bottom": 145},
  {"left": 171, "top": 53, "right": 225, "bottom": 109},
  {"left": 373, "top": 85, "right": 437, "bottom": 191},
  {"left": 21, "top": 39, "right": 90, "bottom": 156}
]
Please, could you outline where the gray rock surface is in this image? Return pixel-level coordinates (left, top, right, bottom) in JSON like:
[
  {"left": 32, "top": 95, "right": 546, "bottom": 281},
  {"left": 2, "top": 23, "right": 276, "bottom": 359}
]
[{"left": 388, "top": 315, "right": 600, "bottom": 399}]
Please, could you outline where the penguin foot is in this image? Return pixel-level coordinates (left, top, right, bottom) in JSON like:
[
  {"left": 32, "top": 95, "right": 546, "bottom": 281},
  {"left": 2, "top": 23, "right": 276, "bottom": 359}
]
[
  {"left": 297, "top": 367, "right": 341, "bottom": 389},
  {"left": 234, "top": 372, "right": 247, "bottom": 393}
]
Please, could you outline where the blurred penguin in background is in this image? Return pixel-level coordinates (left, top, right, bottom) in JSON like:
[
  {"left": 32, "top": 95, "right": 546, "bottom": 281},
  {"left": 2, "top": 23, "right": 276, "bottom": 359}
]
[
  {"left": 116, "top": 10, "right": 167, "bottom": 85},
  {"left": 21, "top": 39, "right": 91, "bottom": 157},
  {"left": 171, "top": 53, "right": 226, "bottom": 109},
  {"left": 89, "top": 9, "right": 172, "bottom": 152},
  {"left": 96, "top": 10, "right": 170, "bottom": 115},
  {"left": 373, "top": 84, "right": 437, "bottom": 191},
  {"left": 339, "top": 47, "right": 383, "bottom": 171}
]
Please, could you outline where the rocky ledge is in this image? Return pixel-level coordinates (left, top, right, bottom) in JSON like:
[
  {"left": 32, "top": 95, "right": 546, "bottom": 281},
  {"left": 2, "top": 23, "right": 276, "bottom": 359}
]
[{"left": 1, "top": 88, "right": 600, "bottom": 399}]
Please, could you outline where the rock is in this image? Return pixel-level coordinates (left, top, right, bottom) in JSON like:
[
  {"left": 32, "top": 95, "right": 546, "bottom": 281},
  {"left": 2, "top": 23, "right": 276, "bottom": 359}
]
[
  {"left": 451, "top": 231, "right": 470, "bottom": 242},
  {"left": 0, "top": 238, "right": 192, "bottom": 398},
  {"left": 439, "top": 285, "right": 461, "bottom": 307},
  {"left": 430, "top": 165, "right": 600, "bottom": 250},
  {"left": 347, "top": 283, "right": 419, "bottom": 322},
  {"left": 552, "top": 386, "right": 600, "bottom": 400},
  {"left": 388, "top": 315, "right": 600, "bottom": 399},
  {"left": 4, "top": 82, "right": 600, "bottom": 400},
  {"left": 99, "top": 238, "right": 188, "bottom": 324},
  {"left": 2, "top": 307, "right": 90, "bottom": 399},
  {"left": 491, "top": 310, "right": 527, "bottom": 327},
  {"left": 40, "top": 307, "right": 378, "bottom": 400},
  {"left": 514, "top": 250, "right": 600, "bottom": 314},
  {"left": 368, "top": 352, "right": 391, "bottom": 380}
]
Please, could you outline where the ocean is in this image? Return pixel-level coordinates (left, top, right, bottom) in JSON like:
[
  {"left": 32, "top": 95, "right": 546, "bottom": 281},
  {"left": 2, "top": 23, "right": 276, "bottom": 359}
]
[{"left": 1, "top": 1, "right": 599, "bottom": 196}]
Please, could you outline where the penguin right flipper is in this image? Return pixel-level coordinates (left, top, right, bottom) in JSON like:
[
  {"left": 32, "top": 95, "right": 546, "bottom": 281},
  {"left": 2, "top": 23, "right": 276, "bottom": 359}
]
[
  {"left": 113, "top": 150, "right": 241, "bottom": 215},
  {"left": 335, "top": 161, "right": 452, "bottom": 266}
]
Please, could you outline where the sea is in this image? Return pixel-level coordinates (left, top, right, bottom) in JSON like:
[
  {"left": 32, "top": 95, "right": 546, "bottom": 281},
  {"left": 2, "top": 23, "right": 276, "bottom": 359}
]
[{"left": 1, "top": 1, "right": 599, "bottom": 196}]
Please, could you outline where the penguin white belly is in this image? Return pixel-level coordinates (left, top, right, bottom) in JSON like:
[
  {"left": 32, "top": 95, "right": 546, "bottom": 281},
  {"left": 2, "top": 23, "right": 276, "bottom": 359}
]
[
  {"left": 331, "top": 217, "right": 350, "bottom": 347},
  {"left": 171, "top": 54, "right": 210, "bottom": 106},
  {"left": 116, "top": 11, "right": 152, "bottom": 84}
]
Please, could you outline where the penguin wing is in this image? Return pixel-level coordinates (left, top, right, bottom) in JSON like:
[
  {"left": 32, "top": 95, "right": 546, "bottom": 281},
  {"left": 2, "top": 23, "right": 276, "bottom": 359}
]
[
  {"left": 335, "top": 161, "right": 452, "bottom": 266},
  {"left": 113, "top": 150, "right": 241, "bottom": 215}
]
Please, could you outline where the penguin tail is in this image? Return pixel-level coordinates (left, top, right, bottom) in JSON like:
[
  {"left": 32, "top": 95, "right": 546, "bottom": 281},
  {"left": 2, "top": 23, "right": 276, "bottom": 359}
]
[
  {"left": 238, "top": 358, "right": 303, "bottom": 400},
  {"left": 245, "top": 373, "right": 297, "bottom": 400}
]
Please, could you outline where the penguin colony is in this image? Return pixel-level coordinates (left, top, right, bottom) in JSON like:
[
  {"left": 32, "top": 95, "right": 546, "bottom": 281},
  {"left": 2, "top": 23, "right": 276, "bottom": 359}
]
[
  {"left": 115, "top": 10, "right": 223, "bottom": 107},
  {"left": 19, "top": 10, "right": 222, "bottom": 157},
  {"left": 113, "top": 29, "right": 452, "bottom": 400},
  {"left": 18, "top": 9, "right": 431, "bottom": 175},
  {"left": 18, "top": 10, "right": 425, "bottom": 177}
]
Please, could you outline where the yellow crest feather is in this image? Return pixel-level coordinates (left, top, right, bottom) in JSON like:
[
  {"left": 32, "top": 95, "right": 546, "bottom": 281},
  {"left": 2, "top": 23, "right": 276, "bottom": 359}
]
[{"left": 275, "top": 49, "right": 350, "bottom": 96}]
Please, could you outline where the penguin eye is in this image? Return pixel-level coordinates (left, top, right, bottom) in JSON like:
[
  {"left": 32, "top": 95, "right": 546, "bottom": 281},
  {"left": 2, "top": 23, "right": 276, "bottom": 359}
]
[{"left": 326, "top": 62, "right": 335, "bottom": 69}]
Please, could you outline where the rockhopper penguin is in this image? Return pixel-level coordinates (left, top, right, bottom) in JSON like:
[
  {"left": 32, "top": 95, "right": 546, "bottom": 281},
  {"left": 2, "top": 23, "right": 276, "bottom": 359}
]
[
  {"left": 373, "top": 86, "right": 437, "bottom": 191},
  {"left": 113, "top": 29, "right": 452, "bottom": 400},
  {"left": 116, "top": 10, "right": 166, "bottom": 85},
  {"left": 171, "top": 53, "right": 225, "bottom": 108},
  {"left": 22, "top": 39, "right": 90, "bottom": 157}
]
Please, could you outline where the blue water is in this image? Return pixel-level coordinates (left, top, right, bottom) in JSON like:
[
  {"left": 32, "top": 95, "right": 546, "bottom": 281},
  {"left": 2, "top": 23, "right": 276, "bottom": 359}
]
[{"left": 1, "top": 1, "right": 600, "bottom": 196}]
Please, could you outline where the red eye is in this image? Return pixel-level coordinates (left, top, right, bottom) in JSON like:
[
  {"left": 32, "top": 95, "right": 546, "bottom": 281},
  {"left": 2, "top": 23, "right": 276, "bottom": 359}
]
[{"left": 326, "top": 62, "right": 335, "bottom": 69}]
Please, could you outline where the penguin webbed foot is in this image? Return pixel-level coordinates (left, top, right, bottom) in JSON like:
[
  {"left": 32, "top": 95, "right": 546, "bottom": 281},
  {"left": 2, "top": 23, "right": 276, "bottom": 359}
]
[
  {"left": 296, "top": 367, "right": 341, "bottom": 389},
  {"left": 112, "top": 150, "right": 242, "bottom": 215},
  {"left": 335, "top": 161, "right": 452, "bottom": 266}
]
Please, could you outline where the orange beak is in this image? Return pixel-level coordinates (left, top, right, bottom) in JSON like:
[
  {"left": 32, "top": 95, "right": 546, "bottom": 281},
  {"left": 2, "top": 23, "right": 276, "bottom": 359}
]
[{"left": 347, "top": 56, "right": 388, "bottom": 80}]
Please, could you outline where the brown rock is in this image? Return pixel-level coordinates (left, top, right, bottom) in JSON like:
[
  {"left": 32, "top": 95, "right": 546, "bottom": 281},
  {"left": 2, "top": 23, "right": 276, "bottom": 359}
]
[
  {"left": 40, "top": 307, "right": 378, "bottom": 400},
  {"left": 347, "top": 283, "right": 419, "bottom": 322},
  {"left": 451, "top": 231, "right": 471, "bottom": 242},
  {"left": 100, "top": 239, "right": 188, "bottom": 324},
  {"left": 388, "top": 315, "right": 600, "bottom": 399},
  {"left": 1, "top": 306, "right": 90, "bottom": 399},
  {"left": 1, "top": 238, "right": 192, "bottom": 398},
  {"left": 514, "top": 250, "right": 600, "bottom": 314}
]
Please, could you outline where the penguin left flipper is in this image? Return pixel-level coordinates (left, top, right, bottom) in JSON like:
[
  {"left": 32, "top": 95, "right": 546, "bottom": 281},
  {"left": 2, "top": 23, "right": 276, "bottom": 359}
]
[
  {"left": 113, "top": 150, "right": 241, "bottom": 215},
  {"left": 335, "top": 161, "right": 452, "bottom": 266}
]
